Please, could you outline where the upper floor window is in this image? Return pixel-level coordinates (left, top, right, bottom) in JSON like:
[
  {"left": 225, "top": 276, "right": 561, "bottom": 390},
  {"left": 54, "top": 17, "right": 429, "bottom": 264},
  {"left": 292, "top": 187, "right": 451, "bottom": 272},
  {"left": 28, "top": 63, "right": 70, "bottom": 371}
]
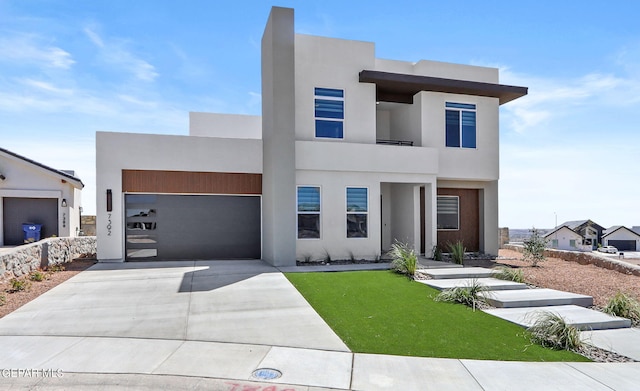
[
  {"left": 315, "top": 88, "right": 344, "bottom": 139},
  {"left": 445, "top": 102, "right": 476, "bottom": 148},
  {"left": 346, "top": 187, "right": 368, "bottom": 238},
  {"left": 297, "top": 186, "right": 321, "bottom": 239}
]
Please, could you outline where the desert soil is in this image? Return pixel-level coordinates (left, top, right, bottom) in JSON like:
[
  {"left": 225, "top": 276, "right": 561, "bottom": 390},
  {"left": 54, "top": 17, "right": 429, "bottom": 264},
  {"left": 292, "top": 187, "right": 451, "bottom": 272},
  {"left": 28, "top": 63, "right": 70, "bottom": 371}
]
[
  {"left": 0, "top": 260, "right": 96, "bottom": 319},
  {"left": 492, "top": 249, "right": 640, "bottom": 307}
]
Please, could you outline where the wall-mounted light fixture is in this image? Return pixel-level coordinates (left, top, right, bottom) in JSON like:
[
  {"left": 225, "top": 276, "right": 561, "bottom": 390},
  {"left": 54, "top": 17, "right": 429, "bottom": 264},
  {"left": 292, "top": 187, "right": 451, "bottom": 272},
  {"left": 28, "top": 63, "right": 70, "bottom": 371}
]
[
  {"left": 61, "top": 198, "right": 67, "bottom": 207},
  {"left": 0, "top": 174, "right": 5, "bottom": 181},
  {"left": 106, "top": 189, "right": 112, "bottom": 212}
]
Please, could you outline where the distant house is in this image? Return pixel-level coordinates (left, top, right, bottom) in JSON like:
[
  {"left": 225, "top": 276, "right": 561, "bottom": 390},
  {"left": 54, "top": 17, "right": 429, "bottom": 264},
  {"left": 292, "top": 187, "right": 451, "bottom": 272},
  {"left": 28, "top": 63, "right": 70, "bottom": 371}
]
[
  {"left": 544, "top": 226, "right": 589, "bottom": 251},
  {"left": 602, "top": 226, "right": 640, "bottom": 251},
  {"left": 0, "top": 147, "right": 84, "bottom": 245},
  {"left": 558, "top": 219, "right": 605, "bottom": 249}
]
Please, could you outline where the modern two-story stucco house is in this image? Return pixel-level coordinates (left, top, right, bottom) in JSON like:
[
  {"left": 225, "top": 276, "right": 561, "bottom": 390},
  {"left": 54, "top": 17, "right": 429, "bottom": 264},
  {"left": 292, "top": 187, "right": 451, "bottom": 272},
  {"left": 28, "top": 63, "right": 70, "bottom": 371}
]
[{"left": 96, "top": 7, "right": 527, "bottom": 265}]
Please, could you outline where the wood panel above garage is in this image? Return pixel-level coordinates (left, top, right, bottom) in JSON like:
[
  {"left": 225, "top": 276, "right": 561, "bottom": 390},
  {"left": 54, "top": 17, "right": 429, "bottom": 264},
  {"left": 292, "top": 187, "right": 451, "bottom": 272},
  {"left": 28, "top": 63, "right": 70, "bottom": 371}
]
[{"left": 122, "top": 170, "right": 262, "bottom": 195}]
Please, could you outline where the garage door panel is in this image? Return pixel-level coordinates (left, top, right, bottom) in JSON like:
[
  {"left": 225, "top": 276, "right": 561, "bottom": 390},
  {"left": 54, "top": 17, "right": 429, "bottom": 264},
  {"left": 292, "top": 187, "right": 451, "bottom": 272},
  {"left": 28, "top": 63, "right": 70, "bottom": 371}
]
[
  {"left": 608, "top": 240, "right": 636, "bottom": 251},
  {"left": 3, "top": 198, "right": 58, "bottom": 245},
  {"left": 125, "top": 194, "right": 260, "bottom": 260}
]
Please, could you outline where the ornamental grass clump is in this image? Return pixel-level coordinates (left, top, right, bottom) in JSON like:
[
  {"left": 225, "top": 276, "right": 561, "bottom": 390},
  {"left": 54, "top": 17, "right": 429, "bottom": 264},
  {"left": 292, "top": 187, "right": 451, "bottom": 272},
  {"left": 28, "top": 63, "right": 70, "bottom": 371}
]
[
  {"left": 9, "top": 278, "right": 31, "bottom": 293},
  {"left": 527, "top": 311, "right": 583, "bottom": 351},
  {"left": 603, "top": 292, "right": 640, "bottom": 324},
  {"left": 448, "top": 241, "right": 465, "bottom": 265},
  {"left": 492, "top": 266, "right": 525, "bottom": 283},
  {"left": 389, "top": 240, "right": 418, "bottom": 277},
  {"left": 435, "top": 279, "right": 490, "bottom": 311}
]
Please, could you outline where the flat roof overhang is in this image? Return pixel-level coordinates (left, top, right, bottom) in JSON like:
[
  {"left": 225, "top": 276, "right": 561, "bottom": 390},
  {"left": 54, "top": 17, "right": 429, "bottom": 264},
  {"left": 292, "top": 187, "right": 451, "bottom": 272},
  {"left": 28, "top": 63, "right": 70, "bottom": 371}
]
[{"left": 359, "top": 70, "right": 528, "bottom": 105}]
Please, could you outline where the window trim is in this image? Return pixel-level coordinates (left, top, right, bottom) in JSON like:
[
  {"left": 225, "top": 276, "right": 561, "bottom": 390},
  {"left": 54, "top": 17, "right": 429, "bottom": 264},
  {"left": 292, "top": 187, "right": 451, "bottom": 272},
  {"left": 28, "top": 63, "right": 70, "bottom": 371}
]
[
  {"left": 314, "top": 87, "right": 344, "bottom": 140},
  {"left": 346, "top": 186, "right": 368, "bottom": 238},
  {"left": 445, "top": 101, "right": 476, "bottom": 149},
  {"left": 297, "top": 185, "right": 321, "bottom": 240},
  {"left": 436, "top": 195, "right": 460, "bottom": 231}
]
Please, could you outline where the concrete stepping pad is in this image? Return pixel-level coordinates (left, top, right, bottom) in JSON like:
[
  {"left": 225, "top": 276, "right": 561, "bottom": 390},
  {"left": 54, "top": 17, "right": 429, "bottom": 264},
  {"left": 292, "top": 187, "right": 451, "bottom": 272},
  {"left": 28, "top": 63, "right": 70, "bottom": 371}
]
[
  {"left": 480, "top": 288, "right": 593, "bottom": 308},
  {"left": 484, "top": 305, "right": 631, "bottom": 330},
  {"left": 419, "top": 267, "right": 496, "bottom": 279},
  {"left": 418, "top": 278, "right": 528, "bottom": 291}
]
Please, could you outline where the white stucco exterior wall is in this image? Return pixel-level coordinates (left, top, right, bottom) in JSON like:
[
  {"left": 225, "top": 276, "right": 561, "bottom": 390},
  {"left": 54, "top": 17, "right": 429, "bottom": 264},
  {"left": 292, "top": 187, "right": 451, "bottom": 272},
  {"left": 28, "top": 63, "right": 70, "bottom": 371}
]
[
  {"left": 189, "top": 112, "right": 262, "bottom": 139},
  {"left": 95, "top": 131, "right": 262, "bottom": 261},
  {"left": 294, "top": 34, "right": 376, "bottom": 144},
  {"left": 0, "top": 152, "right": 82, "bottom": 245},
  {"left": 546, "top": 227, "right": 584, "bottom": 251}
]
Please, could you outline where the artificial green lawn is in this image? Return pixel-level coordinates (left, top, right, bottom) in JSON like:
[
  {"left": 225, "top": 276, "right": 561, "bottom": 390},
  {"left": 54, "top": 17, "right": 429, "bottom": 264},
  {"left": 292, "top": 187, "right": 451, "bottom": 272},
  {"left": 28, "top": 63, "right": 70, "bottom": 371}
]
[{"left": 285, "top": 270, "right": 589, "bottom": 362}]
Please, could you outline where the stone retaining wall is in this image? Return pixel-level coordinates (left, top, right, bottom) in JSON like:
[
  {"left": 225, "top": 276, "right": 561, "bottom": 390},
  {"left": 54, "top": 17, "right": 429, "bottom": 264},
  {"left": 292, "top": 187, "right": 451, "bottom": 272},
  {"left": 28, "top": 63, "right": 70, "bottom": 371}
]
[
  {"left": 504, "top": 244, "right": 640, "bottom": 277},
  {"left": 0, "top": 236, "right": 96, "bottom": 281}
]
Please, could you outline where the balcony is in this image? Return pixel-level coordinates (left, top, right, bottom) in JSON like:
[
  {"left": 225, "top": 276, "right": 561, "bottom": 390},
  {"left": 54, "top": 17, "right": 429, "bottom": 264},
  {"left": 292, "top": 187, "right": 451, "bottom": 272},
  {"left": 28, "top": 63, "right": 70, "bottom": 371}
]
[
  {"left": 376, "top": 139, "right": 413, "bottom": 147},
  {"left": 295, "top": 140, "right": 438, "bottom": 175}
]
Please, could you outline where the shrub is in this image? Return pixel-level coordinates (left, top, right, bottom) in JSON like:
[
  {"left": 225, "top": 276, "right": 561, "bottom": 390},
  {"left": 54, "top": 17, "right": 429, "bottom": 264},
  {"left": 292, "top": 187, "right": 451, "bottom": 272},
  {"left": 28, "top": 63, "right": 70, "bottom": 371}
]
[
  {"left": 492, "top": 266, "right": 525, "bottom": 283},
  {"left": 435, "top": 279, "right": 490, "bottom": 311},
  {"left": 603, "top": 292, "right": 640, "bottom": 323},
  {"left": 388, "top": 240, "right": 418, "bottom": 277},
  {"left": 431, "top": 245, "right": 442, "bottom": 262},
  {"left": 523, "top": 228, "right": 548, "bottom": 267},
  {"left": 0, "top": 293, "right": 5, "bottom": 306},
  {"left": 48, "top": 264, "right": 66, "bottom": 272},
  {"left": 9, "top": 278, "right": 31, "bottom": 293},
  {"left": 448, "top": 241, "right": 466, "bottom": 265},
  {"left": 323, "top": 249, "right": 332, "bottom": 263},
  {"left": 527, "top": 311, "right": 583, "bottom": 350},
  {"left": 30, "top": 270, "right": 46, "bottom": 282}
]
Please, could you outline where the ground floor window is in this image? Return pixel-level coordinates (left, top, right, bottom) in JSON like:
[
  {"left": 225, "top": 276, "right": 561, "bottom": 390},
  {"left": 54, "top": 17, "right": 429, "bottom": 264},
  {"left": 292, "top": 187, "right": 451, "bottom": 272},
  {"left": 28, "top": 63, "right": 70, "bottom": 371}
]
[
  {"left": 346, "top": 187, "right": 368, "bottom": 238},
  {"left": 437, "top": 196, "right": 459, "bottom": 230},
  {"left": 297, "top": 186, "right": 321, "bottom": 239}
]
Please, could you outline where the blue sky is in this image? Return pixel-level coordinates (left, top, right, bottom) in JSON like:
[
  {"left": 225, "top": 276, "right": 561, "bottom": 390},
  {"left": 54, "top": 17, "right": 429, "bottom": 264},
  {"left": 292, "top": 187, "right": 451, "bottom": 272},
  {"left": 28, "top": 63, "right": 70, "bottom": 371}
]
[{"left": 1, "top": 0, "right": 639, "bottom": 229}]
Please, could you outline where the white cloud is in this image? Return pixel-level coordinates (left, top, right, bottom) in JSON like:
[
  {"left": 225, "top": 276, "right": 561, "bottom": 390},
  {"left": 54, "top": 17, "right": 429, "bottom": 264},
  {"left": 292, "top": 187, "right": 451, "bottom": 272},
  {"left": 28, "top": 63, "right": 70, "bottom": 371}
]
[
  {"left": 20, "top": 78, "right": 73, "bottom": 95},
  {"left": 83, "top": 27, "right": 159, "bottom": 82},
  {"left": 0, "top": 34, "right": 75, "bottom": 69},
  {"left": 500, "top": 67, "right": 628, "bottom": 134}
]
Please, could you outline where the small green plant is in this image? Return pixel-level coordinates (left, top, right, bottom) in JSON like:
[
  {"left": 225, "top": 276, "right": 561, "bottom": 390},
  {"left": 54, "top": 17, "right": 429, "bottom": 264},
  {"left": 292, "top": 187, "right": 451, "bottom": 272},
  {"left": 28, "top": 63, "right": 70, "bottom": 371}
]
[
  {"left": 48, "top": 264, "right": 66, "bottom": 272},
  {"left": 523, "top": 227, "right": 548, "bottom": 267},
  {"left": 527, "top": 311, "right": 583, "bottom": 350},
  {"left": 434, "top": 279, "right": 490, "bottom": 311},
  {"left": 431, "top": 245, "right": 443, "bottom": 262},
  {"left": 9, "top": 278, "right": 31, "bottom": 293},
  {"left": 30, "top": 270, "right": 46, "bottom": 282},
  {"left": 448, "top": 241, "right": 466, "bottom": 265},
  {"left": 492, "top": 266, "right": 525, "bottom": 283},
  {"left": 388, "top": 240, "right": 418, "bottom": 277},
  {"left": 323, "top": 249, "right": 332, "bottom": 263},
  {"left": 0, "top": 293, "right": 6, "bottom": 306},
  {"left": 302, "top": 253, "right": 312, "bottom": 263},
  {"left": 603, "top": 292, "right": 640, "bottom": 323}
]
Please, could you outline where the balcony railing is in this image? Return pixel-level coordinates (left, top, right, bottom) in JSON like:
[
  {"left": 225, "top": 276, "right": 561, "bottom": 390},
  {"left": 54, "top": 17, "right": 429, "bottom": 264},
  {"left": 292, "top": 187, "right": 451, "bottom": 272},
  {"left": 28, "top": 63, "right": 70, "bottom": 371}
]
[{"left": 376, "top": 139, "right": 414, "bottom": 146}]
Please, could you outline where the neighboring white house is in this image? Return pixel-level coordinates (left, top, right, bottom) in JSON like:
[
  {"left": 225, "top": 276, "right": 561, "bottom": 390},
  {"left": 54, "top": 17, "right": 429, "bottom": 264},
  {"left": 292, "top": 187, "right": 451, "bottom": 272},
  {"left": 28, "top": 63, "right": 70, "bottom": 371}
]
[
  {"left": 95, "top": 6, "right": 527, "bottom": 265},
  {"left": 602, "top": 226, "right": 640, "bottom": 251},
  {"left": 544, "top": 225, "right": 590, "bottom": 252},
  {"left": 0, "top": 147, "right": 83, "bottom": 246}
]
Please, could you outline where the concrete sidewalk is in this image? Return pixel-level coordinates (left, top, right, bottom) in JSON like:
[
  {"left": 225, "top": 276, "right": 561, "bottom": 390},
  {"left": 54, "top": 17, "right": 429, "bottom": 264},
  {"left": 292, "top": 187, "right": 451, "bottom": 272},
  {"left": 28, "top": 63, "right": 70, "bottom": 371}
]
[{"left": 1, "top": 260, "right": 639, "bottom": 390}]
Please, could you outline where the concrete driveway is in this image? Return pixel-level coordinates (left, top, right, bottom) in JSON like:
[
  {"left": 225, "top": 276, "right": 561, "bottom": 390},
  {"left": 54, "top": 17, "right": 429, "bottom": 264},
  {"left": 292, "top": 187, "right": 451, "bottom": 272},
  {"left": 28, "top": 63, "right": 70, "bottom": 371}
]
[{"left": 3, "top": 260, "right": 640, "bottom": 390}]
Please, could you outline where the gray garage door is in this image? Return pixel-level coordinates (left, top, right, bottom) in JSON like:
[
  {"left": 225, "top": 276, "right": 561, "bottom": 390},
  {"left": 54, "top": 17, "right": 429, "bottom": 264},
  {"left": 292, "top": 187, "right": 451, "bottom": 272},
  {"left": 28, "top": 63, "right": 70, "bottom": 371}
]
[
  {"left": 608, "top": 240, "right": 637, "bottom": 251},
  {"left": 125, "top": 194, "right": 261, "bottom": 261},
  {"left": 3, "top": 197, "right": 58, "bottom": 245}
]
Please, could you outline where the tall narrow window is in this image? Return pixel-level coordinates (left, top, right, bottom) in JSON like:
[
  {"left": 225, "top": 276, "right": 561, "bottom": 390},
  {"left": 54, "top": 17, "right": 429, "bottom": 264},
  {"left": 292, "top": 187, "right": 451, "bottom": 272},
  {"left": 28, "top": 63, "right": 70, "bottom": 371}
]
[
  {"left": 315, "top": 88, "right": 344, "bottom": 139},
  {"left": 297, "top": 186, "right": 320, "bottom": 239},
  {"left": 445, "top": 102, "right": 476, "bottom": 148},
  {"left": 346, "top": 187, "right": 368, "bottom": 238},
  {"left": 437, "top": 196, "right": 459, "bottom": 230}
]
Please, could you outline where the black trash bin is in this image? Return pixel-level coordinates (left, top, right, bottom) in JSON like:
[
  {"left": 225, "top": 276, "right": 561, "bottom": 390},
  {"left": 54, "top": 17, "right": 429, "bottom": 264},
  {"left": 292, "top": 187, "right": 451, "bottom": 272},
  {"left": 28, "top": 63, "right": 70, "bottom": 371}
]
[{"left": 22, "top": 223, "right": 42, "bottom": 243}]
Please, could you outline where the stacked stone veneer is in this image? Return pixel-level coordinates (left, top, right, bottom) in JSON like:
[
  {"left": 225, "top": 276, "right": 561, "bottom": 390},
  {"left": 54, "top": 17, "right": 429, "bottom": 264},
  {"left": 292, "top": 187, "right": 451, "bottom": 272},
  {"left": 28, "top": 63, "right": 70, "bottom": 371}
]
[
  {"left": 0, "top": 236, "right": 96, "bottom": 281},
  {"left": 504, "top": 244, "right": 640, "bottom": 277}
]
